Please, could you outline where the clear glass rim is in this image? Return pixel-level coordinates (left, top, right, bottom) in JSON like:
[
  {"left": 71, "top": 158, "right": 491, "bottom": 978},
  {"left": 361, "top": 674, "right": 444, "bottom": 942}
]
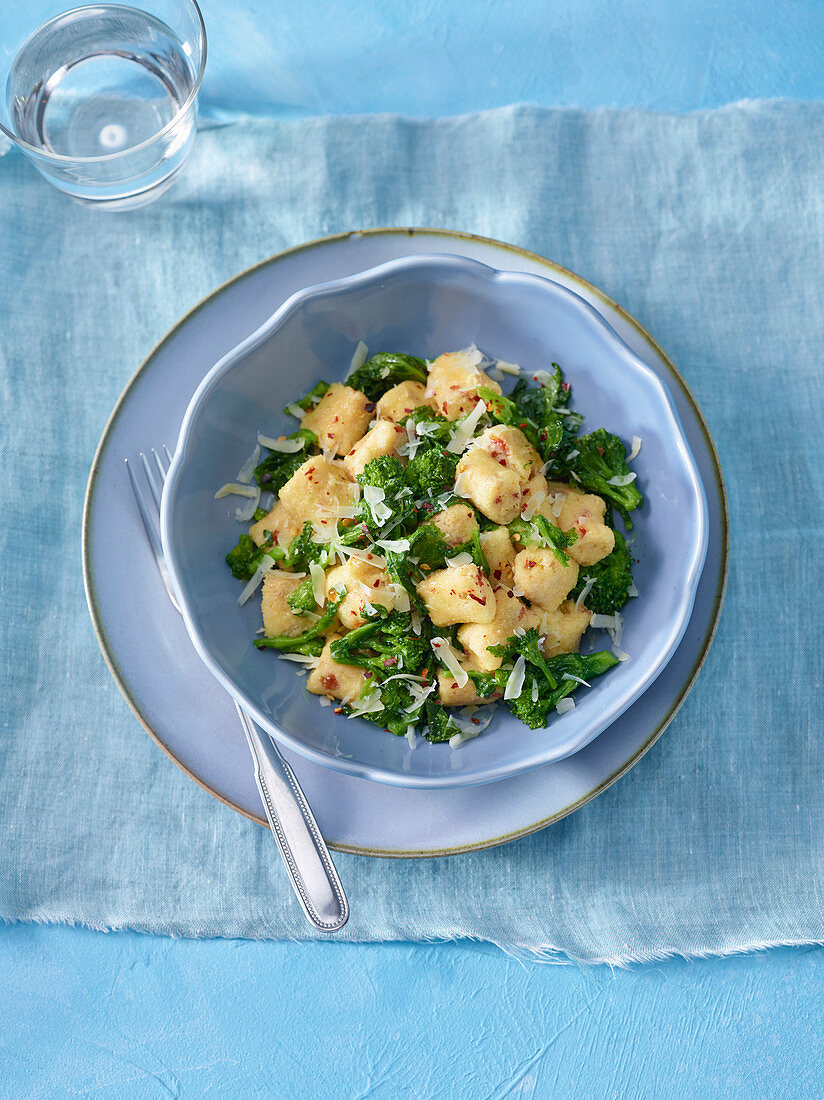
[{"left": 0, "top": 0, "right": 207, "bottom": 164}]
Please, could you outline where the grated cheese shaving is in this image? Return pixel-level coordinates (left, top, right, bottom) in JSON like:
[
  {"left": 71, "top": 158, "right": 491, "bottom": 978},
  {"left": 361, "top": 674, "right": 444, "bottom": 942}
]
[
  {"left": 215, "top": 482, "right": 259, "bottom": 500},
  {"left": 555, "top": 697, "right": 575, "bottom": 714},
  {"left": 285, "top": 403, "right": 305, "bottom": 420},
  {"left": 234, "top": 485, "right": 261, "bottom": 522},
  {"left": 257, "top": 433, "right": 307, "bottom": 453},
  {"left": 446, "top": 552, "right": 473, "bottom": 568},
  {"left": 606, "top": 472, "right": 637, "bottom": 487},
  {"left": 363, "top": 483, "right": 393, "bottom": 524},
  {"left": 346, "top": 340, "right": 369, "bottom": 379},
  {"left": 504, "top": 656, "right": 526, "bottom": 700},
  {"left": 532, "top": 369, "right": 555, "bottom": 387},
  {"left": 575, "top": 575, "right": 596, "bottom": 610},
  {"left": 494, "top": 359, "right": 522, "bottom": 376},
  {"left": 236, "top": 444, "right": 261, "bottom": 484},
  {"left": 628, "top": 436, "right": 642, "bottom": 461},
  {"left": 430, "top": 637, "right": 468, "bottom": 687},
  {"left": 521, "top": 488, "right": 546, "bottom": 520},
  {"left": 309, "top": 561, "right": 326, "bottom": 607},
  {"left": 562, "top": 673, "right": 591, "bottom": 687},
  {"left": 391, "top": 583, "right": 411, "bottom": 612},
  {"left": 237, "top": 555, "right": 276, "bottom": 605},
  {"left": 446, "top": 399, "right": 487, "bottom": 454},
  {"left": 376, "top": 538, "right": 411, "bottom": 553}
]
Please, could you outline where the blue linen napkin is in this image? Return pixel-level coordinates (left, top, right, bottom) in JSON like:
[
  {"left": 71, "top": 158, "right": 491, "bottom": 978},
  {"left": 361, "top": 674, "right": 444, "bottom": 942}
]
[{"left": 1, "top": 101, "right": 822, "bottom": 962}]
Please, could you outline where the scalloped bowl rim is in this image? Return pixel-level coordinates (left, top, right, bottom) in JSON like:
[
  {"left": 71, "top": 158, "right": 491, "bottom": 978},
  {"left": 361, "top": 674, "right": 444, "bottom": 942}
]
[{"left": 160, "top": 253, "right": 709, "bottom": 788}]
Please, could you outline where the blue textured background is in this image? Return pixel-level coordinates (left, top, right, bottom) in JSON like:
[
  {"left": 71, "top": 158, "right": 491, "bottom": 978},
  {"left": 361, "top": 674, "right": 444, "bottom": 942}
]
[{"left": 3, "top": 2, "right": 824, "bottom": 1096}]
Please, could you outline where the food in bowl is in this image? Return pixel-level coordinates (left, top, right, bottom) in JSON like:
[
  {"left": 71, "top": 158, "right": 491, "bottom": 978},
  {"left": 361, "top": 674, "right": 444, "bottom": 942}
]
[{"left": 219, "top": 345, "right": 643, "bottom": 746}]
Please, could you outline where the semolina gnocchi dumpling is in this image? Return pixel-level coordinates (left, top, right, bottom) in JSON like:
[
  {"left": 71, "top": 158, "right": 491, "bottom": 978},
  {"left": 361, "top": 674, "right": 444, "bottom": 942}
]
[
  {"left": 325, "top": 556, "right": 397, "bottom": 629},
  {"left": 424, "top": 348, "right": 502, "bottom": 421},
  {"left": 260, "top": 571, "right": 308, "bottom": 637},
  {"left": 248, "top": 499, "right": 301, "bottom": 550},
  {"left": 538, "top": 599, "right": 593, "bottom": 658},
  {"left": 431, "top": 503, "right": 478, "bottom": 547},
  {"left": 300, "top": 382, "right": 374, "bottom": 455},
  {"left": 480, "top": 526, "right": 517, "bottom": 588},
  {"left": 539, "top": 482, "right": 615, "bottom": 566},
  {"left": 416, "top": 563, "right": 496, "bottom": 626},
  {"left": 454, "top": 448, "right": 522, "bottom": 524},
  {"left": 437, "top": 665, "right": 501, "bottom": 706},
  {"left": 455, "top": 425, "right": 543, "bottom": 524},
  {"left": 277, "top": 455, "right": 358, "bottom": 535},
  {"left": 341, "top": 420, "right": 407, "bottom": 480},
  {"left": 512, "top": 547, "right": 579, "bottom": 612},
  {"left": 457, "top": 588, "right": 541, "bottom": 672},
  {"left": 375, "top": 380, "right": 431, "bottom": 423},
  {"left": 307, "top": 635, "right": 368, "bottom": 703}
]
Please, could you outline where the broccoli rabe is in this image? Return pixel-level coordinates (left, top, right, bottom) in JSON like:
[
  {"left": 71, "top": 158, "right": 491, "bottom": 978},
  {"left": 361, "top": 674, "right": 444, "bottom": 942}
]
[
  {"left": 478, "top": 365, "right": 578, "bottom": 461},
  {"left": 569, "top": 529, "right": 634, "bottom": 615},
  {"left": 330, "top": 607, "right": 430, "bottom": 675},
  {"left": 423, "top": 700, "right": 462, "bottom": 743},
  {"left": 560, "top": 428, "right": 643, "bottom": 528},
  {"left": 225, "top": 533, "right": 283, "bottom": 580},
  {"left": 405, "top": 444, "right": 459, "bottom": 503},
  {"left": 254, "top": 428, "right": 317, "bottom": 492},
  {"left": 356, "top": 455, "right": 415, "bottom": 531},
  {"left": 254, "top": 592, "right": 344, "bottom": 656},
  {"left": 476, "top": 628, "right": 619, "bottom": 729},
  {"left": 347, "top": 353, "right": 427, "bottom": 401}
]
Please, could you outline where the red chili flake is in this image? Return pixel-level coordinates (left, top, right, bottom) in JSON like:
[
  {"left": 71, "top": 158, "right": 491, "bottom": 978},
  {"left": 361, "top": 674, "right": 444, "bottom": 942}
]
[
  {"left": 561, "top": 382, "right": 570, "bottom": 392},
  {"left": 332, "top": 416, "right": 339, "bottom": 423},
  {"left": 467, "top": 593, "right": 486, "bottom": 605},
  {"left": 471, "top": 717, "right": 481, "bottom": 726},
  {"left": 334, "top": 707, "right": 344, "bottom": 715},
  {"left": 493, "top": 569, "right": 502, "bottom": 579},
  {"left": 526, "top": 559, "right": 537, "bottom": 568},
  {"left": 383, "top": 656, "right": 398, "bottom": 667},
  {"left": 494, "top": 496, "right": 502, "bottom": 504},
  {"left": 364, "top": 402, "right": 376, "bottom": 412},
  {"left": 497, "top": 458, "right": 507, "bottom": 467},
  {"left": 596, "top": 446, "right": 604, "bottom": 456},
  {"left": 321, "top": 674, "right": 339, "bottom": 690},
  {"left": 365, "top": 671, "right": 373, "bottom": 678},
  {"left": 373, "top": 580, "right": 381, "bottom": 588}
]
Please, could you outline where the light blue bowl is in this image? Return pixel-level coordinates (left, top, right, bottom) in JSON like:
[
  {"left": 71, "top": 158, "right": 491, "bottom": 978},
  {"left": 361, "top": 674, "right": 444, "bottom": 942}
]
[{"left": 161, "top": 254, "right": 708, "bottom": 788}]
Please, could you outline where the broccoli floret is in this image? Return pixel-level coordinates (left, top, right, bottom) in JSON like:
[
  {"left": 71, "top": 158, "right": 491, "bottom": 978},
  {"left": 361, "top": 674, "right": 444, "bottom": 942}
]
[
  {"left": 254, "top": 592, "right": 344, "bottom": 656},
  {"left": 569, "top": 529, "right": 634, "bottom": 615},
  {"left": 561, "top": 428, "right": 643, "bottom": 528},
  {"left": 486, "top": 629, "right": 619, "bottom": 729},
  {"left": 330, "top": 609, "right": 434, "bottom": 735},
  {"left": 405, "top": 444, "right": 459, "bottom": 503},
  {"left": 330, "top": 608, "right": 429, "bottom": 675},
  {"left": 507, "top": 650, "right": 620, "bottom": 729},
  {"left": 292, "top": 381, "right": 330, "bottom": 413},
  {"left": 225, "top": 534, "right": 283, "bottom": 580},
  {"left": 347, "top": 352, "right": 427, "bottom": 401},
  {"left": 254, "top": 428, "right": 317, "bottom": 492},
  {"left": 287, "top": 576, "right": 317, "bottom": 615},
  {"left": 356, "top": 455, "right": 414, "bottom": 532}
]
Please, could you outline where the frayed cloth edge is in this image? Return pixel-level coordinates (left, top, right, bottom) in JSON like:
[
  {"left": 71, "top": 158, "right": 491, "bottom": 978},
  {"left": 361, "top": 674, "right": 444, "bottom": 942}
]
[{"left": 3, "top": 915, "right": 824, "bottom": 967}]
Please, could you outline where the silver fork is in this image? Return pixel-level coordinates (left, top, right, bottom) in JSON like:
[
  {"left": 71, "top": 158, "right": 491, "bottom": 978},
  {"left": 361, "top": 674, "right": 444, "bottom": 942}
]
[{"left": 126, "top": 447, "right": 349, "bottom": 933}]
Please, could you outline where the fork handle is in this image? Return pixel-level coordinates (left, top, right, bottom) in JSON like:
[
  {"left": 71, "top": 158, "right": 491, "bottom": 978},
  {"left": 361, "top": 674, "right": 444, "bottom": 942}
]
[{"left": 235, "top": 704, "right": 349, "bottom": 933}]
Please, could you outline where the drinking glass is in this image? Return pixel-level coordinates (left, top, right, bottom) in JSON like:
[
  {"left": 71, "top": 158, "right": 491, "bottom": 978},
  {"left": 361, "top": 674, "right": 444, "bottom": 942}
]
[{"left": 0, "top": 1, "right": 206, "bottom": 209}]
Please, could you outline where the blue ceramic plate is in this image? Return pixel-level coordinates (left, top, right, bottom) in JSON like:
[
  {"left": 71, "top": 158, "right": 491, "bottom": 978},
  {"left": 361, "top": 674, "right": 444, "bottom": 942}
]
[{"left": 160, "top": 253, "right": 708, "bottom": 789}]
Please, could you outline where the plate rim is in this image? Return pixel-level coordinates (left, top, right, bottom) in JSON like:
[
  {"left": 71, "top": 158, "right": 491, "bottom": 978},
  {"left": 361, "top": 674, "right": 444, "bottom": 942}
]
[{"left": 82, "top": 225, "right": 729, "bottom": 856}]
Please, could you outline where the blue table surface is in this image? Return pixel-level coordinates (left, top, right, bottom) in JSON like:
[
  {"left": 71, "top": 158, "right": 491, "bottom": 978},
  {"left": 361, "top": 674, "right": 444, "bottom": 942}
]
[{"left": 4, "top": 3, "right": 824, "bottom": 1097}]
